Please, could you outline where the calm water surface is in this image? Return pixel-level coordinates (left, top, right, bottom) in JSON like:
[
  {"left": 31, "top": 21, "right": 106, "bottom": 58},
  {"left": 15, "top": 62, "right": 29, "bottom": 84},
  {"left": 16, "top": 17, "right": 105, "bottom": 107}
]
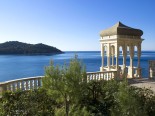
[{"left": 0, "top": 51, "right": 155, "bottom": 82}]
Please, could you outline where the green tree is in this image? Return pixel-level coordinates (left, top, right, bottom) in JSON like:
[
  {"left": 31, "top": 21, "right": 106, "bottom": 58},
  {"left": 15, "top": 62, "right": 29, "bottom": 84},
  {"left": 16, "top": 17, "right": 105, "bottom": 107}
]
[
  {"left": 0, "top": 89, "right": 56, "bottom": 115},
  {"left": 111, "top": 80, "right": 147, "bottom": 116},
  {"left": 42, "top": 55, "right": 88, "bottom": 116},
  {"left": 82, "top": 79, "right": 119, "bottom": 115}
]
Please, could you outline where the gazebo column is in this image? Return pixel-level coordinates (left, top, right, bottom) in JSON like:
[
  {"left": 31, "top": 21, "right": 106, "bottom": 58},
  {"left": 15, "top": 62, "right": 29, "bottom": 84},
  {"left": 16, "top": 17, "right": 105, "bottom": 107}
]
[
  {"left": 102, "top": 45, "right": 104, "bottom": 67},
  {"left": 115, "top": 45, "right": 119, "bottom": 70},
  {"left": 100, "top": 43, "right": 105, "bottom": 71},
  {"left": 111, "top": 46, "right": 115, "bottom": 66},
  {"left": 122, "top": 45, "right": 127, "bottom": 76},
  {"left": 136, "top": 44, "right": 142, "bottom": 77},
  {"left": 116, "top": 56, "right": 118, "bottom": 70},
  {"left": 112, "top": 55, "right": 114, "bottom": 66},
  {"left": 128, "top": 45, "right": 134, "bottom": 78},
  {"left": 137, "top": 45, "right": 141, "bottom": 68},
  {"left": 107, "top": 43, "right": 111, "bottom": 71},
  {"left": 123, "top": 55, "right": 127, "bottom": 71},
  {"left": 115, "top": 44, "right": 120, "bottom": 78}
]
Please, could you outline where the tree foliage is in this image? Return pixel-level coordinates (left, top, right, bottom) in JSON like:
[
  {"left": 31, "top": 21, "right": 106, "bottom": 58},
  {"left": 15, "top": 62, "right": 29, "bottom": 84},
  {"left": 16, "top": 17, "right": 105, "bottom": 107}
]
[
  {"left": 42, "top": 55, "right": 88, "bottom": 115},
  {"left": 0, "top": 89, "right": 56, "bottom": 115}
]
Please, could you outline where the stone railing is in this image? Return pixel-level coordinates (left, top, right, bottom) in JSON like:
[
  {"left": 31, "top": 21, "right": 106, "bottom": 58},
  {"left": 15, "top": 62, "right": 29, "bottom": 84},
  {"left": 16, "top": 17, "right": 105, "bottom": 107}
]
[
  {"left": 87, "top": 71, "right": 118, "bottom": 82},
  {"left": 0, "top": 76, "right": 43, "bottom": 93},
  {"left": 0, "top": 71, "right": 118, "bottom": 93}
]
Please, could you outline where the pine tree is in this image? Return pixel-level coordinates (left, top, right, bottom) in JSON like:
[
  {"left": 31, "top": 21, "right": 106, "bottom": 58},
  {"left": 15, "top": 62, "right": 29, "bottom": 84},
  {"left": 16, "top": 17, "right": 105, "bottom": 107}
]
[{"left": 42, "top": 55, "right": 88, "bottom": 116}]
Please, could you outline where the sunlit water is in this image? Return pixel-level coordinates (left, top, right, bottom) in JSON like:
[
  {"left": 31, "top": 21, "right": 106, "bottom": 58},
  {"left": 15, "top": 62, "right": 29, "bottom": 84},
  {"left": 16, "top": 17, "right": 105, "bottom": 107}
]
[{"left": 0, "top": 51, "right": 155, "bottom": 82}]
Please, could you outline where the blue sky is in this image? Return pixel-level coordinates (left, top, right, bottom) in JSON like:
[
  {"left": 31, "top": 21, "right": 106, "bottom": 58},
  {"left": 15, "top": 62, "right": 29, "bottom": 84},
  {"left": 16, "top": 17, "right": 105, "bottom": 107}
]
[{"left": 0, "top": 0, "right": 155, "bottom": 51}]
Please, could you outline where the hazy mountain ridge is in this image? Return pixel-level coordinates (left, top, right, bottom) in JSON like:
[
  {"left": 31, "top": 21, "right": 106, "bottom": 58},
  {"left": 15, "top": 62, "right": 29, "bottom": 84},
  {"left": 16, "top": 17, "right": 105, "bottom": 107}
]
[{"left": 0, "top": 41, "right": 63, "bottom": 54}]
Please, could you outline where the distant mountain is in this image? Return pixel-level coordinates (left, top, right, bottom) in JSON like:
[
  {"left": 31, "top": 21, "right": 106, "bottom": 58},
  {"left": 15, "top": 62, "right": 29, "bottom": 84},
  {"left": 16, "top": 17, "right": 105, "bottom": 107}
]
[{"left": 0, "top": 41, "right": 63, "bottom": 54}]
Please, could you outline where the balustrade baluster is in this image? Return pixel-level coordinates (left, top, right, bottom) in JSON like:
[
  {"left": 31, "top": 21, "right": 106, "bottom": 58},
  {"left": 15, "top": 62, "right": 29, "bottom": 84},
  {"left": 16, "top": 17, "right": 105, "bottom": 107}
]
[
  {"left": 26, "top": 81, "right": 29, "bottom": 90},
  {"left": 110, "top": 72, "right": 112, "bottom": 79},
  {"left": 96, "top": 74, "right": 97, "bottom": 80},
  {"left": 17, "top": 82, "right": 20, "bottom": 90},
  {"left": 107, "top": 73, "right": 108, "bottom": 80},
  {"left": 88, "top": 75, "right": 90, "bottom": 82},
  {"left": 30, "top": 80, "right": 34, "bottom": 89},
  {"left": 106, "top": 72, "right": 108, "bottom": 80},
  {"left": 109, "top": 73, "right": 111, "bottom": 80},
  {"left": 34, "top": 79, "right": 38, "bottom": 89},
  {"left": 102, "top": 72, "right": 104, "bottom": 80},
  {"left": 87, "top": 75, "right": 88, "bottom": 82},
  {"left": 6, "top": 85, "right": 9, "bottom": 91},
  {"left": 101, "top": 72, "right": 103, "bottom": 80},
  {"left": 95, "top": 74, "right": 96, "bottom": 80},
  {"left": 104, "top": 73, "right": 106, "bottom": 80},
  {"left": 38, "top": 78, "right": 42, "bottom": 87},
  {"left": 90, "top": 74, "right": 92, "bottom": 80},
  {"left": 20, "top": 81, "right": 22, "bottom": 90},
  {"left": 13, "top": 83, "right": 17, "bottom": 91},
  {"left": 103, "top": 73, "right": 105, "bottom": 80},
  {"left": 112, "top": 72, "right": 114, "bottom": 78},
  {"left": 98, "top": 73, "right": 100, "bottom": 80},
  {"left": 10, "top": 83, "right": 13, "bottom": 91},
  {"left": 21, "top": 81, "right": 25, "bottom": 91}
]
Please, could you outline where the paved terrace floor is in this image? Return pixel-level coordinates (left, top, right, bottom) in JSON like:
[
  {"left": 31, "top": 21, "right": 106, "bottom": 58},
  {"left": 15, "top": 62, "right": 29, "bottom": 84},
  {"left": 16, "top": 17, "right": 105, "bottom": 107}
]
[{"left": 128, "top": 78, "right": 155, "bottom": 93}]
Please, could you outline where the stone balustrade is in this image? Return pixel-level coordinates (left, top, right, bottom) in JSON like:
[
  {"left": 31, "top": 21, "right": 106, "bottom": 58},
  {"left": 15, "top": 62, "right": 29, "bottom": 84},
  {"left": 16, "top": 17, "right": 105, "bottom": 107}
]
[
  {"left": 0, "top": 71, "right": 118, "bottom": 93},
  {"left": 87, "top": 71, "right": 118, "bottom": 82},
  {"left": 119, "top": 66, "right": 142, "bottom": 78},
  {"left": 0, "top": 76, "right": 43, "bottom": 93}
]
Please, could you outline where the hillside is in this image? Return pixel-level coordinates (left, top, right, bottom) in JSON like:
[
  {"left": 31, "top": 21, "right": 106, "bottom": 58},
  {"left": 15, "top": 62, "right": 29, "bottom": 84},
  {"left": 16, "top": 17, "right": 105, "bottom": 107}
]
[{"left": 0, "top": 41, "right": 63, "bottom": 54}]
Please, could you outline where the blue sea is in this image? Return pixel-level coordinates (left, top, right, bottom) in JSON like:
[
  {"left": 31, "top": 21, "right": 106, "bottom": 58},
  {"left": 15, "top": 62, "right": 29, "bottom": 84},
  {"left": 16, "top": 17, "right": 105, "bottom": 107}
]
[{"left": 0, "top": 51, "right": 155, "bottom": 82}]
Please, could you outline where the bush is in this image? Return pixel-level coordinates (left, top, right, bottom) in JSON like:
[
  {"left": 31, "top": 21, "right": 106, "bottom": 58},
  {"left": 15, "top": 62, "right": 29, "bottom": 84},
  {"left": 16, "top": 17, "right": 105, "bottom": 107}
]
[{"left": 0, "top": 88, "right": 56, "bottom": 115}]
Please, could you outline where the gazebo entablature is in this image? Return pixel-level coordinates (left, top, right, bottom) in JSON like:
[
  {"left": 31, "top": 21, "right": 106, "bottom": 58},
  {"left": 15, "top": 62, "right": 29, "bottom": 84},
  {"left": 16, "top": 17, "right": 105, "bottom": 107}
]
[{"left": 99, "top": 22, "right": 144, "bottom": 78}]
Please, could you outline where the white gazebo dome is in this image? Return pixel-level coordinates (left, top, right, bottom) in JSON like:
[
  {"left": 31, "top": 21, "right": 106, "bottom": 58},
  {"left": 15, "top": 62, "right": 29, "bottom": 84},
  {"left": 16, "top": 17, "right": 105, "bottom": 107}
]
[{"left": 100, "top": 22, "right": 143, "bottom": 37}]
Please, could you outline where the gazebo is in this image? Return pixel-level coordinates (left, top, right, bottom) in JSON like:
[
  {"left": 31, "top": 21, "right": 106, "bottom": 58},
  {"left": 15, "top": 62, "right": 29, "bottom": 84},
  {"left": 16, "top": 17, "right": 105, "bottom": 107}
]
[{"left": 100, "top": 22, "right": 144, "bottom": 78}]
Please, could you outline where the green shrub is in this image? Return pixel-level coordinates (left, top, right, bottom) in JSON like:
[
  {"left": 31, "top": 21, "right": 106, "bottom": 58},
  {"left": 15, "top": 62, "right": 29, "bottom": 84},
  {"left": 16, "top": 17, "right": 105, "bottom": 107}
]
[{"left": 0, "top": 88, "right": 55, "bottom": 115}]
